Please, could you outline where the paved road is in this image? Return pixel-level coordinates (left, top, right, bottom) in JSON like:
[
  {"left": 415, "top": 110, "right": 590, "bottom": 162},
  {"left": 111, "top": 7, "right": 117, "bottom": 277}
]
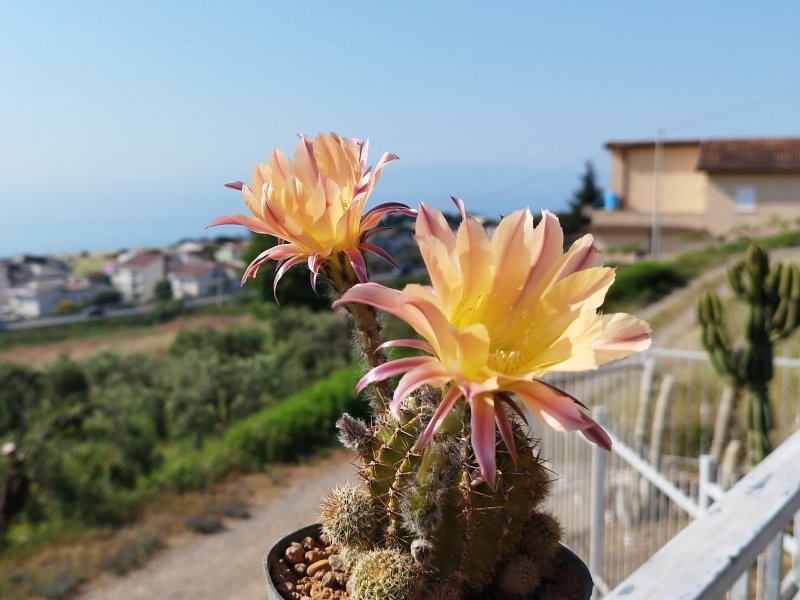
[
  {"left": 77, "top": 452, "right": 358, "bottom": 600},
  {"left": 4, "top": 294, "right": 236, "bottom": 331}
]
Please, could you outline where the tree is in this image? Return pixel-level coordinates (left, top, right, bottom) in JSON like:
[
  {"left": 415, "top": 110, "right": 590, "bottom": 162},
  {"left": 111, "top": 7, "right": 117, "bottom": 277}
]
[
  {"left": 154, "top": 279, "right": 173, "bottom": 302},
  {"left": 53, "top": 299, "right": 80, "bottom": 314},
  {"left": 91, "top": 289, "right": 122, "bottom": 306},
  {"left": 241, "top": 234, "right": 329, "bottom": 311},
  {"left": 559, "top": 161, "right": 604, "bottom": 237}
]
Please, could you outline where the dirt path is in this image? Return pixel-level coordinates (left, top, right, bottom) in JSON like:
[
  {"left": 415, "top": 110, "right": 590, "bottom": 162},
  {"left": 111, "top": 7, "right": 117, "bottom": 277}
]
[{"left": 76, "top": 451, "right": 358, "bottom": 600}]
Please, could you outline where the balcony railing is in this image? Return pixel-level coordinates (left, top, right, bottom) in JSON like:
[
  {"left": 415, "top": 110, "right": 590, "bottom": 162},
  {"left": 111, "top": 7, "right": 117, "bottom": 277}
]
[
  {"left": 538, "top": 348, "right": 800, "bottom": 599},
  {"left": 603, "top": 425, "right": 800, "bottom": 599}
]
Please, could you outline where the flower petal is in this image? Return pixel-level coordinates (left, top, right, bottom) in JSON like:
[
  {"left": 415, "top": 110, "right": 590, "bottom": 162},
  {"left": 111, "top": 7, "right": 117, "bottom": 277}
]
[
  {"left": 361, "top": 202, "right": 415, "bottom": 231},
  {"left": 345, "top": 247, "right": 369, "bottom": 283},
  {"left": 355, "top": 356, "right": 431, "bottom": 395},
  {"left": 273, "top": 256, "right": 306, "bottom": 302},
  {"left": 592, "top": 313, "right": 652, "bottom": 358},
  {"left": 416, "top": 386, "right": 462, "bottom": 449},
  {"left": 360, "top": 242, "right": 400, "bottom": 270},
  {"left": 390, "top": 362, "right": 451, "bottom": 419},
  {"left": 208, "top": 214, "right": 276, "bottom": 235},
  {"left": 510, "top": 379, "right": 590, "bottom": 432},
  {"left": 375, "top": 339, "right": 435, "bottom": 354},
  {"left": 494, "top": 401, "right": 518, "bottom": 464},
  {"left": 470, "top": 395, "right": 497, "bottom": 489}
]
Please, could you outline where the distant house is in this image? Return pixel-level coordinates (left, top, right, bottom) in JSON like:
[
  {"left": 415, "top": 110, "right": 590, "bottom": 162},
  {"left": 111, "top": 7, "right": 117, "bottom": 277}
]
[
  {"left": 7, "top": 280, "right": 65, "bottom": 318},
  {"left": 168, "top": 261, "right": 229, "bottom": 300},
  {"left": 592, "top": 137, "right": 800, "bottom": 255},
  {"left": 0, "top": 262, "right": 10, "bottom": 307},
  {"left": 112, "top": 252, "right": 166, "bottom": 302},
  {"left": 214, "top": 239, "right": 249, "bottom": 265}
]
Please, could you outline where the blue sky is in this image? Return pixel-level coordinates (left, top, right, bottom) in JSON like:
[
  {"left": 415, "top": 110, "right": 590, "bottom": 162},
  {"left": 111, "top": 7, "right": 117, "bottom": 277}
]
[{"left": 1, "top": 1, "right": 799, "bottom": 255}]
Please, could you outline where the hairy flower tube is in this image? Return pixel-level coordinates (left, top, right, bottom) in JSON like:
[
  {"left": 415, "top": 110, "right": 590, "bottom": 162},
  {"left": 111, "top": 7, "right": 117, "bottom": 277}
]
[
  {"left": 209, "top": 132, "right": 413, "bottom": 297},
  {"left": 335, "top": 200, "right": 651, "bottom": 487}
]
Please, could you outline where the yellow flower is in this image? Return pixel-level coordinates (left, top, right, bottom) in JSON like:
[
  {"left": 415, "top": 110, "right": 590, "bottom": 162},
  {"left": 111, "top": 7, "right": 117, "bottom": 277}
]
[
  {"left": 336, "top": 200, "right": 651, "bottom": 487},
  {"left": 210, "top": 133, "right": 412, "bottom": 295}
]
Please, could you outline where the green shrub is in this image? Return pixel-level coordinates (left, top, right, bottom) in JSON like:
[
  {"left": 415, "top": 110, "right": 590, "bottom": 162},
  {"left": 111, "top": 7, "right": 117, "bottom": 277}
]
[
  {"left": 90, "top": 289, "right": 122, "bottom": 306},
  {"left": 156, "top": 367, "right": 366, "bottom": 492},
  {"left": 53, "top": 300, "right": 80, "bottom": 315},
  {"left": 605, "top": 261, "right": 686, "bottom": 310},
  {"left": 0, "top": 361, "right": 44, "bottom": 436},
  {"left": 155, "top": 440, "right": 233, "bottom": 493},
  {"left": 169, "top": 326, "right": 266, "bottom": 358},
  {"left": 224, "top": 366, "right": 367, "bottom": 468},
  {"left": 44, "top": 356, "right": 89, "bottom": 407}
]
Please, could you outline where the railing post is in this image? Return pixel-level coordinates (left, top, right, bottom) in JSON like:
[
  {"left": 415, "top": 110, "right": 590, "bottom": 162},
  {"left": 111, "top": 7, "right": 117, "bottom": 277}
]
[
  {"left": 765, "top": 533, "right": 782, "bottom": 600},
  {"left": 699, "top": 454, "right": 716, "bottom": 514},
  {"left": 794, "top": 510, "right": 800, "bottom": 592},
  {"left": 590, "top": 406, "right": 608, "bottom": 599},
  {"left": 730, "top": 571, "right": 749, "bottom": 600}
]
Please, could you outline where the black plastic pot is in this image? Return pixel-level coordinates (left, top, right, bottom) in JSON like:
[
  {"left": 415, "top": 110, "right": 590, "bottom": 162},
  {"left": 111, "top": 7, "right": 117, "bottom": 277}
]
[{"left": 263, "top": 523, "right": 593, "bottom": 600}]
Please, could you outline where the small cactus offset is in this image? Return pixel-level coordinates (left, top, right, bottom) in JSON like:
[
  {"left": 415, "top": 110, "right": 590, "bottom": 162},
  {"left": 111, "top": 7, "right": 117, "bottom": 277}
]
[
  {"left": 698, "top": 242, "right": 800, "bottom": 464},
  {"left": 218, "top": 133, "right": 652, "bottom": 599}
]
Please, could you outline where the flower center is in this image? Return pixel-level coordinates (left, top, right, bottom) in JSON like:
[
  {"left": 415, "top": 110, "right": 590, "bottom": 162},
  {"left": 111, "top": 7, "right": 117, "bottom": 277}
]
[{"left": 488, "top": 349, "right": 525, "bottom": 374}]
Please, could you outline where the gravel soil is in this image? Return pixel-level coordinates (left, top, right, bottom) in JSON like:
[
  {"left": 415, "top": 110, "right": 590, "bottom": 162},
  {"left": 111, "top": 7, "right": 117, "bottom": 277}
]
[{"left": 76, "top": 450, "right": 358, "bottom": 600}]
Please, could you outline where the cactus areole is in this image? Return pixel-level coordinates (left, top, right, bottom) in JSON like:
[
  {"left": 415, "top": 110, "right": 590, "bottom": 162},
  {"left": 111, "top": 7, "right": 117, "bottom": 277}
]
[{"left": 214, "top": 133, "right": 652, "bottom": 599}]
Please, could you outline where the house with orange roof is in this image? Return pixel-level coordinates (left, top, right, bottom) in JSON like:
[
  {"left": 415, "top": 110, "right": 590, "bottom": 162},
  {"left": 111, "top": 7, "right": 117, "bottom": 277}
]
[{"left": 592, "top": 137, "right": 800, "bottom": 256}]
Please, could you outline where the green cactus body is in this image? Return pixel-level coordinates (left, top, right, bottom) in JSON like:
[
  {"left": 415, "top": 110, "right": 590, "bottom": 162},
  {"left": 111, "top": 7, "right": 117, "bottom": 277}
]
[
  {"left": 698, "top": 243, "right": 800, "bottom": 464},
  {"left": 345, "top": 398, "right": 552, "bottom": 595},
  {"left": 426, "top": 425, "right": 550, "bottom": 592},
  {"left": 361, "top": 411, "right": 425, "bottom": 545},
  {"left": 350, "top": 548, "right": 420, "bottom": 600}
]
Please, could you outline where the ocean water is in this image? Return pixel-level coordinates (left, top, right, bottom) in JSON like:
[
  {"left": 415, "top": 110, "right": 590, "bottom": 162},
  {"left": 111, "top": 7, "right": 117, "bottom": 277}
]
[{"left": 0, "top": 166, "right": 572, "bottom": 257}]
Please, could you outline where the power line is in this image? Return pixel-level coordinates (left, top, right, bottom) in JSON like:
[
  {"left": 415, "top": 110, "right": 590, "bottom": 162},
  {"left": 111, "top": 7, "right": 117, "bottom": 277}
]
[{"left": 663, "top": 86, "right": 800, "bottom": 134}]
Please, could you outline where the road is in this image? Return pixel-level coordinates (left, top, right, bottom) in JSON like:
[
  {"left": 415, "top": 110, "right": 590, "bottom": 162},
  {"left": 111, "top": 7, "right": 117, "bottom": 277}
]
[
  {"left": 3, "top": 294, "right": 236, "bottom": 331},
  {"left": 77, "top": 451, "right": 359, "bottom": 600}
]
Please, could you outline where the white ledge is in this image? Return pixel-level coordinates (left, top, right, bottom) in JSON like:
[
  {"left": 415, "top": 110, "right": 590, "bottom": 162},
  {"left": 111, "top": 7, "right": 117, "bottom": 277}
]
[{"left": 604, "top": 427, "right": 800, "bottom": 599}]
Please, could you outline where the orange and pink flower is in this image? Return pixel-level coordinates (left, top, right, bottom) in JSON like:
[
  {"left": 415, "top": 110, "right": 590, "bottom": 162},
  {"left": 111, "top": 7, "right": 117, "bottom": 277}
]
[
  {"left": 210, "top": 133, "right": 413, "bottom": 297},
  {"left": 336, "top": 200, "right": 651, "bottom": 487}
]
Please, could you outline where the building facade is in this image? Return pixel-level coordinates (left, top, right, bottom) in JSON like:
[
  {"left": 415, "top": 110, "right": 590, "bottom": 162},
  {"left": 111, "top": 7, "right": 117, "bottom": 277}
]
[{"left": 592, "top": 137, "right": 800, "bottom": 256}]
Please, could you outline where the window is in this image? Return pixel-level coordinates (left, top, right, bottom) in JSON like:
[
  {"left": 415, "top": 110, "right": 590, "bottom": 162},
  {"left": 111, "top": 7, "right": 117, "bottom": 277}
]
[{"left": 736, "top": 187, "right": 757, "bottom": 213}]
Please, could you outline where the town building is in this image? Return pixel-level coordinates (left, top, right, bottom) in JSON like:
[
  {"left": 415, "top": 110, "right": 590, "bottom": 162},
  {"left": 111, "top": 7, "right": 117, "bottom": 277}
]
[
  {"left": 168, "top": 261, "right": 229, "bottom": 300},
  {"left": 592, "top": 137, "right": 800, "bottom": 256},
  {"left": 111, "top": 252, "right": 166, "bottom": 302}
]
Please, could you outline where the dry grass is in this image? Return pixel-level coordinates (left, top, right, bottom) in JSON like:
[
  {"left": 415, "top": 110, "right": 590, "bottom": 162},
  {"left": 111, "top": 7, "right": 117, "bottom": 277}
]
[{"left": 0, "top": 314, "right": 259, "bottom": 367}]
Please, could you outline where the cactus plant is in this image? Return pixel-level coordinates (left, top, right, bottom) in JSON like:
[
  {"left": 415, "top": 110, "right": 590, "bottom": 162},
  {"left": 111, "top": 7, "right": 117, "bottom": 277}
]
[
  {"left": 698, "top": 242, "right": 800, "bottom": 464},
  {"left": 214, "top": 132, "right": 652, "bottom": 599}
]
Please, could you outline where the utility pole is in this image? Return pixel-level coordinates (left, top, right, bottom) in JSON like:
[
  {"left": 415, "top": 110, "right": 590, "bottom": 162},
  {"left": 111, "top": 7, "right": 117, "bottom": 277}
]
[{"left": 651, "top": 128, "right": 664, "bottom": 259}]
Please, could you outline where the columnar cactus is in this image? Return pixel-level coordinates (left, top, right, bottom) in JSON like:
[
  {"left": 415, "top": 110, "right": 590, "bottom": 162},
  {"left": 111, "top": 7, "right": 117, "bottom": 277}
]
[{"left": 698, "top": 242, "right": 800, "bottom": 464}]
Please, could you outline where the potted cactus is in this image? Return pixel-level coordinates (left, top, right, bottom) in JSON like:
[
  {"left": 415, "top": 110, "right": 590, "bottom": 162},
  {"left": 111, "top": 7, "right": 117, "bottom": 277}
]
[{"left": 211, "top": 132, "right": 651, "bottom": 599}]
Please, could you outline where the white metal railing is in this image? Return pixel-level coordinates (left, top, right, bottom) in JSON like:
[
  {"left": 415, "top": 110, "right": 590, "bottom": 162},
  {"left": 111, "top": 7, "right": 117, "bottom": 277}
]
[
  {"left": 538, "top": 347, "right": 800, "bottom": 599},
  {"left": 602, "top": 425, "right": 800, "bottom": 600}
]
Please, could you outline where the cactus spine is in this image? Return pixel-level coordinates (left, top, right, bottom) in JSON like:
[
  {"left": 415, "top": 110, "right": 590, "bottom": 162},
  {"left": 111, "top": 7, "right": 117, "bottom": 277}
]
[{"left": 698, "top": 242, "right": 800, "bottom": 464}]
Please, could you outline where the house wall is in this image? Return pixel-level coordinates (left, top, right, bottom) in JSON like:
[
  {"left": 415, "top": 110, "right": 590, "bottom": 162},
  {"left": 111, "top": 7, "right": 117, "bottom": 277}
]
[
  {"left": 112, "top": 257, "right": 165, "bottom": 302},
  {"left": 169, "top": 268, "right": 225, "bottom": 300},
  {"left": 609, "top": 145, "right": 707, "bottom": 215},
  {"left": 705, "top": 174, "right": 800, "bottom": 237},
  {"left": 9, "top": 286, "right": 64, "bottom": 317}
]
